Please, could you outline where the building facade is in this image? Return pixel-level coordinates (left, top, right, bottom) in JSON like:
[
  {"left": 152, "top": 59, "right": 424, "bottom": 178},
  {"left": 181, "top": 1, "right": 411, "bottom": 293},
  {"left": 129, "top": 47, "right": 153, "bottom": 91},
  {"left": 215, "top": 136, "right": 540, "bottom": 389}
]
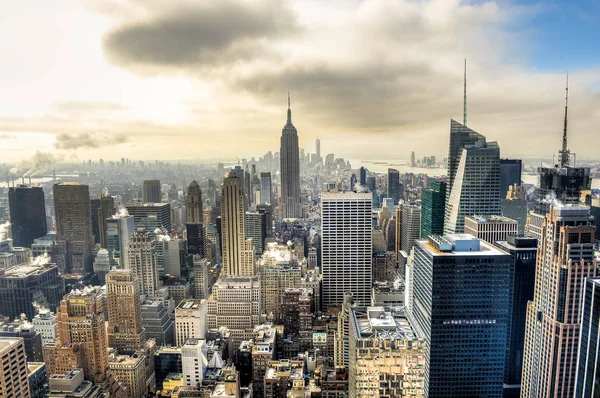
[
  {"left": 8, "top": 185, "right": 47, "bottom": 248},
  {"left": 280, "top": 94, "right": 301, "bottom": 219}
]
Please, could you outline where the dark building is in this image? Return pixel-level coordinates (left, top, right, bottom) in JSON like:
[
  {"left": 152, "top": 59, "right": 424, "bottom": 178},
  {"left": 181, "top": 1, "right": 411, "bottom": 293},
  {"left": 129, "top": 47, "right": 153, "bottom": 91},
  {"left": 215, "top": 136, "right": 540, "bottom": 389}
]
[
  {"left": 154, "top": 346, "right": 182, "bottom": 390},
  {"left": 0, "top": 322, "right": 43, "bottom": 362},
  {"left": 575, "top": 277, "right": 600, "bottom": 397},
  {"left": 0, "top": 263, "right": 65, "bottom": 321},
  {"left": 186, "top": 181, "right": 205, "bottom": 257},
  {"left": 27, "top": 362, "right": 49, "bottom": 398},
  {"left": 499, "top": 159, "right": 522, "bottom": 197},
  {"left": 447, "top": 119, "right": 485, "bottom": 196},
  {"left": 420, "top": 181, "right": 446, "bottom": 239},
  {"left": 90, "top": 199, "right": 102, "bottom": 245},
  {"left": 410, "top": 235, "right": 510, "bottom": 397},
  {"left": 142, "top": 179, "right": 161, "bottom": 203},
  {"left": 359, "top": 167, "right": 367, "bottom": 186},
  {"left": 387, "top": 168, "right": 401, "bottom": 205},
  {"left": 98, "top": 193, "right": 115, "bottom": 248},
  {"left": 367, "top": 176, "right": 378, "bottom": 209},
  {"left": 8, "top": 185, "right": 47, "bottom": 248},
  {"left": 495, "top": 235, "right": 537, "bottom": 398},
  {"left": 126, "top": 203, "right": 171, "bottom": 238},
  {"left": 280, "top": 93, "right": 301, "bottom": 218}
]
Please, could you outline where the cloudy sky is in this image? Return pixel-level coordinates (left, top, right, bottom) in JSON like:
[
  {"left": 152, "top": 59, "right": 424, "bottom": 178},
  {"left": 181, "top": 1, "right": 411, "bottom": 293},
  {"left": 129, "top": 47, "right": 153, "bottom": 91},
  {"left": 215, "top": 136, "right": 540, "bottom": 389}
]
[{"left": 0, "top": 0, "right": 599, "bottom": 165}]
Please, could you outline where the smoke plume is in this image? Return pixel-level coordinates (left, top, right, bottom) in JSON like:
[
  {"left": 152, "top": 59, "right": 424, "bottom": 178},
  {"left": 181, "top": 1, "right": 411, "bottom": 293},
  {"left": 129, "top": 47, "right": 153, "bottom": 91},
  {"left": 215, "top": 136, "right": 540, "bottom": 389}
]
[
  {"left": 10, "top": 151, "right": 63, "bottom": 177},
  {"left": 32, "top": 253, "right": 51, "bottom": 266}
]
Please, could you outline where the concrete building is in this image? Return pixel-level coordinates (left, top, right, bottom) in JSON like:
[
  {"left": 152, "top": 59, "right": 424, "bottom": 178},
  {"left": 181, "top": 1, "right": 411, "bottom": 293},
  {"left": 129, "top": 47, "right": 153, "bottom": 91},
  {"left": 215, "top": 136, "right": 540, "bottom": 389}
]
[
  {"left": 260, "top": 172, "right": 273, "bottom": 206},
  {"left": 0, "top": 338, "right": 31, "bottom": 398},
  {"left": 400, "top": 203, "right": 421, "bottom": 254},
  {"left": 8, "top": 185, "right": 47, "bottom": 248},
  {"left": 245, "top": 211, "right": 265, "bottom": 255},
  {"left": 321, "top": 190, "right": 372, "bottom": 309},
  {"left": 521, "top": 205, "right": 596, "bottom": 398},
  {"left": 409, "top": 234, "right": 511, "bottom": 397},
  {"left": 175, "top": 299, "right": 207, "bottom": 347},
  {"left": 221, "top": 171, "right": 256, "bottom": 277},
  {"left": 182, "top": 338, "right": 207, "bottom": 387},
  {"left": 92, "top": 248, "right": 110, "bottom": 284},
  {"left": 106, "top": 269, "right": 146, "bottom": 354},
  {"left": 349, "top": 306, "right": 425, "bottom": 398},
  {"left": 127, "top": 232, "right": 160, "bottom": 297},
  {"left": 0, "top": 320, "right": 43, "bottom": 362},
  {"left": 32, "top": 310, "right": 57, "bottom": 346},
  {"left": 464, "top": 214, "right": 518, "bottom": 244},
  {"left": 251, "top": 324, "right": 279, "bottom": 397},
  {"left": 280, "top": 93, "right": 301, "bottom": 218},
  {"left": 54, "top": 182, "right": 94, "bottom": 274},
  {"left": 108, "top": 351, "right": 147, "bottom": 398},
  {"left": 444, "top": 123, "right": 501, "bottom": 234},
  {"left": 142, "top": 179, "right": 161, "bottom": 203},
  {"left": 125, "top": 203, "right": 171, "bottom": 239},
  {"left": 141, "top": 298, "right": 174, "bottom": 347}
]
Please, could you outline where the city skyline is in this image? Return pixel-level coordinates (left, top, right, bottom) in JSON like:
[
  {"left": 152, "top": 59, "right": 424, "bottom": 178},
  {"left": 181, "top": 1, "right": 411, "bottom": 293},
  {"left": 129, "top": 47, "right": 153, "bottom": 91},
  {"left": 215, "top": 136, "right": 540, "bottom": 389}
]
[{"left": 1, "top": 1, "right": 600, "bottom": 165}]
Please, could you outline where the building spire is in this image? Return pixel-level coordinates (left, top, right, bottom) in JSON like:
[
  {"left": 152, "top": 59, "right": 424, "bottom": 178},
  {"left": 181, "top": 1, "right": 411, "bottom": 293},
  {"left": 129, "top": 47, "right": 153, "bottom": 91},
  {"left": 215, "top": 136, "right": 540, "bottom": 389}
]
[
  {"left": 560, "top": 73, "right": 570, "bottom": 167},
  {"left": 286, "top": 91, "right": 292, "bottom": 126},
  {"left": 463, "top": 58, "right": 467, "bottom": 126}
]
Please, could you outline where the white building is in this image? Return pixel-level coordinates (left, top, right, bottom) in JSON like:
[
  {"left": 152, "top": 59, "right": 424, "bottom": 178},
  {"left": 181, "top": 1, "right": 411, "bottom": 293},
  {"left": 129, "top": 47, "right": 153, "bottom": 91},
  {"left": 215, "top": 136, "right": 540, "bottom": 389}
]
[
  {"left": 32, "top": 310, "right": 57, "bottom": 346},
  {"left": 127, "top": 232, "right": 160, "bottom": 297},
  {"left": 182, "top": 338, "right": 207, "bottom": 387},
  {"left": 175, "top": 299, "right": 207, "bottom": 347},
  {"left": 321, "top": 190, "right": 372, "bottom": 309}
]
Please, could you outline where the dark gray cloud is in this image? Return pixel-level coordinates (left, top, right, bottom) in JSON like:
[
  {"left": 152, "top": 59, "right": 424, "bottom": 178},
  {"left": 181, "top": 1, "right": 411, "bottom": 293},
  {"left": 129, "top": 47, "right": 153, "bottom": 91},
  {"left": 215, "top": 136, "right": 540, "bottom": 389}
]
[
  {"left": 54, "top": 132, "right": 128, "bottom": 150},
  {"left": 103, "top": 0, "right": 296, "bottom": 71}
]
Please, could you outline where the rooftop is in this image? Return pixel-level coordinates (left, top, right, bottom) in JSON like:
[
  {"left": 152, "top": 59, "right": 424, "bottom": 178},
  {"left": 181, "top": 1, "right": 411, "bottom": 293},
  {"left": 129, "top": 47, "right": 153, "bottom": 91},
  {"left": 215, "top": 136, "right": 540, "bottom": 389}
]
[
  {"left": 176, "top": 299, "right": 205, "bottom": 310},
  {"left": 466, "top": 215, "right": 517, "bottom": 224},
  {"left": 421, "top": 234, "right": 508, "bottom": 256},
  {"left": 351, "top": 306, "right": 417, "bottom": 340}
]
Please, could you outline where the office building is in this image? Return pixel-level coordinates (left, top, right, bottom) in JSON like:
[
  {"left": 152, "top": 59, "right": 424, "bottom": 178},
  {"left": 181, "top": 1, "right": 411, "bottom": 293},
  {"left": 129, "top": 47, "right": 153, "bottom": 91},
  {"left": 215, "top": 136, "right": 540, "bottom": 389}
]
[
  {"left": 186, "top": 180, "right": 205, "bottom": 257},
  {"left": 0, "top": 338, "right": 30, "bottom": 398},
  {"left": 387, "top": 168, "right": 401, "bottom": 205},
  {"left": 143, "top": 179, "right": 161, "bottom": 203},
  {"left": 141, "top": 298, "right": 174, "bottom": 347},
  {"left": 106, "top": 269, "right": 146, "bottom": 354},
  {"left": 251, "top": 324, "right": 280, "bottom": 397},
  {"left": 182, "top": 338, "right": 207, "bottom": 387},
  {"left": 106, "top": 214, "right": 135, "bottom": 269},
  {"left": 410, "top": 234, "right": 511, "bottom": 397},
  {"left": 495, "top": 235, "right": 537, "bottom": 397},
  {"left": 348, "top": 306, "right": 425, "bottom": 398},
  {"left": 258, "top": 243, "right": 302, "bottom": 318},
  {"left": 280, "top": 93, "right": 301, "bottom": 218},
  {"left": 175, "top": 299, "right": 207, "bottom": 347},
  {"left": 154, "top": 346, "right": 182, "bottom": 390},
  {"left": 27, "top": 362, "right": 48, "bottom": 398},
  {"left": 260, "top": 172, "right": 273, "bottom": 205},
  {"left": 92, "top": 248, "right": 110, "bottom": 283},
  {"left": 0, "top": 320, "right": 43, "bottom": 362},
  {"left": 32, "top": 310, "right": 57, "bottom": 346},
  {"left": 575, "top": 277, "right": 600, "bottom": 397},
  {"left": 464, "top": 215, "right": 518, "bottom": 244},
  {"left": 245, "top": 210, "right": 265, "bottom": 255},
  {"left": 108, "top": 351, "right": 147, "bottom": 398},
  {"left": 97, "top": 192, "right": 116, "bottom": 248},
  {"left": 322, "top": 190, "right": 372, "bottom": 310},
  {"left": 206, "top": 275, "right": 261, "bottom": 349},
  {"left": 444, "top": 128, "right": 501, "bottom": 234},
  {"left": 420, "top": 181, "right": 446, "bottom": 239},
  {"left": 127, "top": 232, "right": 160, "bottom": 297},
  {"left": 45, "top": 288, "right": 109, "bottom": 386},
  {"left": 400, "top": 203, "right": 421, "bottom": 253},
  {"left": 8, "top": 185, "right": 47, "bottom": 248},
  {"left": 162, "top": 238, "right": 186, "bottom": 278},
  {"left": 502, "top": 184, "right": 528, "bottom": 235},
  {"left": 359, "top": 167, "right": 367, "bottom": 186},
  {"left": 499, "top": 159, "right": 522, "bottom": 197},
  {"left": 125, "top": 203, "right": 171, "bottom": 239},
  {"left": 221, "top": 171, "right": 256, "bottom": 276},
  {"left": 521, "top": 205, "right": 596, "bottom": 398},
  {"left": 54, "top": 182, "right": 94, "bottom": 274},
  {"left": 446, "top": 119, "right": 486, "bottom": 196},
  {"left": 256, "top": 204, "right": 274, "bottom": 237},
  {"left": 0, "top": 262, "right": 64, "bottom": 321}
]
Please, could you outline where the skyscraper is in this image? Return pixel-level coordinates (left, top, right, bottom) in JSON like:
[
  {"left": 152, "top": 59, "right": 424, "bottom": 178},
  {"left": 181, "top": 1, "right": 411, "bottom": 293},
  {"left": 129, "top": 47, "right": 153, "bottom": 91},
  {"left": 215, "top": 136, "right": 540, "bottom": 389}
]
[
  {"left": 106, "top": 214, "right": 135, "bottom": 269},
  {"left": 106, "top": 269, "right": 146, "bottom": 354},
  {"left": 446, "top": 119, "right": 486, "bottom": 196},
  {"left": 502, "top": 184, "right": 528, "bottom": 235},
  {"left": 280, "top": 93, "right": 301, "bottom": 219},
  {"left": 495, "top": 235, "right": 537, "bottom": 397},
  {"left": 575, "top": 277, "right": 600, "bottom": 397},
  {"left": 182, "top": 338, "right": 207, "bottom": 387},
  {"left": 245, "top": 211, "right": 265, "bottom": 255},
  {"left": 499, "top": 159, "right": 522, "bottom": 197},
  {"left": 321, "top": 190, "right": 372, "bottom": 310},
  {"left": 444, "top": 125, "right": 501, "bottom": 234},
  {"left": 420, "top": 181, "right": 446, "bottom": 239},
  {"left": 400, "top": 203, "right": 421, "bottom": 254},
  {"left": 464, "top": 215, "right": 518, "bottom": 244},
  {"left": 54, "top": 182, "right": 94, "bottom": 274},
  {"left": 359, "top": 167, "right": 367, "bottom": 186},
  {"left": 315, "top": 137, "right": 321, "bottom": 164},
  {"left": 8, "top": 185, "right": 47, "bottom": 248},
  {"left": 387, "top": 168, "right": 401, "bottom": 205},
  {"left": 142, "top": 179, "right": 161, "bottom": 203},
  {"left": 127, "top": 232, "right": 160, "bottom": 297},
  {"left": 91, "top": 192, "right": 116, "bottom": 247},
  {"left": 126, "top": 203, "right": 171, "bottom": 238},
  {"left": 521, "top": 205, "right": 596, "bottom": 398},
  {"left": 0, "top": 338, "right": 31, "bottom": 398},
  {"left": 409, "top": 234, "right": 511, "bottom": 397},
  {"left": 186, "top": 181, "right": 205, "bottom": 257},
  {"left": 259, "top": 172, "right": 272, "bottom": 205},
  {"left": 221, "top": 171, "right": 255, "bottom": 277}
]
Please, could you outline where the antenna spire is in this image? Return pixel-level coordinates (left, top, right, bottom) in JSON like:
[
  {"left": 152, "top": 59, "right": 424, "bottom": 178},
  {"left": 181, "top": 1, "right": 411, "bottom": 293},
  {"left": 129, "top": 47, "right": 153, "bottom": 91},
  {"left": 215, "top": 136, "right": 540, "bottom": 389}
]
[
  {"left": 560, "top": 73, "right": 570, "bottom": 167},
  {"left": 463, "top": 58, "right": 467, "bottom": 126},
  {"left": 286, "top": 91, "right": 292, "bottom": 126}
]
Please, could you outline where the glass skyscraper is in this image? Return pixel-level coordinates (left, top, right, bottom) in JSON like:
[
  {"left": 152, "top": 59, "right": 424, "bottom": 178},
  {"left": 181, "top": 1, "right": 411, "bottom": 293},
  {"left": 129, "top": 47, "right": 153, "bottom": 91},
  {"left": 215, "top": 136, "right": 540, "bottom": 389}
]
[
  {"left": 499, "top": 159, "right": 522, "bottom": 197},
  {"left": 575, "top": 277, "right": 600, "bottom": 397},
  {"left": 8, "top": 185, "right": 47, "bottom": 248},
  {"left": 420, "top": 181, "right": 446, "bottom": 238}
]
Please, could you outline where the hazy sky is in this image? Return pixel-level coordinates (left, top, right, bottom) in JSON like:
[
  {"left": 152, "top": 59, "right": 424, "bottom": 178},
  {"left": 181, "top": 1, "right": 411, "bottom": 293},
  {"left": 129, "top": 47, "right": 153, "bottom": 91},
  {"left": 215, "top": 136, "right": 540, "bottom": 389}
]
[{"left": 1, "top": 0, "right": 599, "bottom": 166}]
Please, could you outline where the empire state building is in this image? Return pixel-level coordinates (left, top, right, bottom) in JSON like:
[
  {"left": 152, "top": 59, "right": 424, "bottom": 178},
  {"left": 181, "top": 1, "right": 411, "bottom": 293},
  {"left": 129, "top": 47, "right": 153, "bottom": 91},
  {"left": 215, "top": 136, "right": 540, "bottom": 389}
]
[{"left": 280, "top": 93, "right": 301, "bottom": 218}]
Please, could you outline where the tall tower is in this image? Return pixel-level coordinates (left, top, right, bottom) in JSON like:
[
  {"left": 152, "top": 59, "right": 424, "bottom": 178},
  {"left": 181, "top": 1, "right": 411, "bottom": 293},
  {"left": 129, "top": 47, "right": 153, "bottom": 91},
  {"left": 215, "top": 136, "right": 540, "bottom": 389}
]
[
  {"left": 186, "top": 181, "right": 205, "bottom": 256},
  {"left": 142, "top": 179, "right": 161, "bottom": 203},
  {"left": 106, "top": 269, "right": 146, "bottom": 354},
  {"left": 127, "top": 232, "right": 160, "bottom": 297},
  {"left": 315, "top": 137, "right": 321, "bottom": 164},
  {"left": 97, "top": 191, "right": 116, "bottom": 248},
  {"left": 446, "top": 120, "right": 486, "bottom": 197},
  {"left": 106, "top": 214, "right": 135, "bottom": 269},
  {"left": 521, "top": 205, "right": 596, "bottom": 398},
  {"left": 260, "top": 172, "right": 272, "bottom": 205},
  {"left": 321, "top": 189, "right": 372, "bottom": 310},
  {"left": 8, "top": 185, "right": 47, "bottom": 247},
  {"left": 387, "top": 168, "right": 401, "bottom": 205},
  {"left": 54, "top": 182, "right": 94, "bottom": 274},
  {"left": 444, "top": 127, "right": 501, "bottom": 234},
  {"left": 280, "top": 93, "right": 301, "bottom": 218},
  {"left": 421, "top": 181, "right": 446, "bottom": 238},
  {"left": 221, "top": 172, "right": 255, "bottom": 276}
]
